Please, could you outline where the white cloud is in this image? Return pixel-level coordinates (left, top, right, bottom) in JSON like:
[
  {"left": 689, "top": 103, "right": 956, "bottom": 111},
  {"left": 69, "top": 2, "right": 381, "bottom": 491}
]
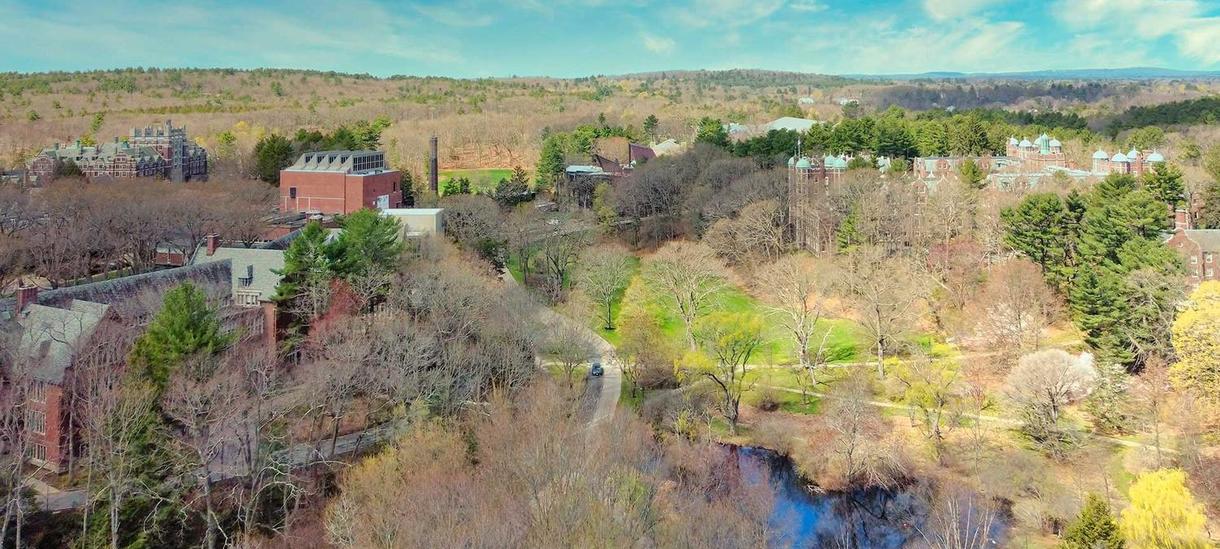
[
  {"left": 0, "top": 0, "right": 467, "bottom": 74},
  {"left": 1054, "top": 0, "right": 1220, "bottom": 65},
  {"left": 790, "top": 0, "right": 827, "bottom": 12},
  {"left": 923, "top": 0, "right": 1007, "bottom": 20},
  {"left": 413, "top": 3, "right": 495, "bottom": 27},
  {"left": 674, "top": 0, "right": 787, "bottom": 28},
  {"left": 789, "top": 15, "right": 1033, "bottom": 73},
  {"left": 641, "top": 33, "right": 677, "bottom": 54}
]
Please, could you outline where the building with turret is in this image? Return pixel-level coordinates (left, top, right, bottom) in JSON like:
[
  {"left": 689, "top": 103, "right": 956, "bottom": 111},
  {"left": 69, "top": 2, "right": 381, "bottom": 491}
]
[
  {"left": 1091, "top": 147, "right": 1164, "bottom": 176},
  {"left": 27, "top": 120, "right": 207, "bottom": 184},
  {"left": 786, "top": 153, "right": 848, "bottom": 251}
]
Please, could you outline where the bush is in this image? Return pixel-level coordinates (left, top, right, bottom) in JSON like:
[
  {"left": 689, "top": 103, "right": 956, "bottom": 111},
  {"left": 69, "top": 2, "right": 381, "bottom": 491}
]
[{"left": 751, "top": 388, "right": 781, "bottom": 412}]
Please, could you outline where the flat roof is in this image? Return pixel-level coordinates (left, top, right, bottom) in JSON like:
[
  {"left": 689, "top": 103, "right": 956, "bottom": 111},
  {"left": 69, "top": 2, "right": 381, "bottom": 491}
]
[{"left": 382, "top": 208, "right": 443, "bottom": 215}]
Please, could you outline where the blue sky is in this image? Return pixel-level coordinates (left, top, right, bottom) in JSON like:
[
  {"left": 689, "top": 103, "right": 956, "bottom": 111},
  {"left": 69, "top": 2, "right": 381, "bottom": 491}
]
[{"left": 2, "top": 0, "right": 1218, "bottom": 77}]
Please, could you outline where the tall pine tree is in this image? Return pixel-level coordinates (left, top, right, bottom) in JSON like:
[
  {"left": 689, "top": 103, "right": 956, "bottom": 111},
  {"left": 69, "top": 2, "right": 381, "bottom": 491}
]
[{"left": 1062, "top": 493, "right": 1124, "bottom": 549}]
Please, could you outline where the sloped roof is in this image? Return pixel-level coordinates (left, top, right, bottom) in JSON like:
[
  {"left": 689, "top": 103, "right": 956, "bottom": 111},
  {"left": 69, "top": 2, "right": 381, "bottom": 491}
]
[
  {"left": 192, "top": 247, "right": 284, "bottom": 302},
  {"left": 1183, "top": 230, "right": 1220, "bottom": 252},
  {"left": 7, "top": 261, "right": 234, "bottom": 320},
  {"left": 765, "top": 117, "right": 819, "bottom": 133},
  {"left": 16, "top": 300, "right": 109, "bottom": 383}
]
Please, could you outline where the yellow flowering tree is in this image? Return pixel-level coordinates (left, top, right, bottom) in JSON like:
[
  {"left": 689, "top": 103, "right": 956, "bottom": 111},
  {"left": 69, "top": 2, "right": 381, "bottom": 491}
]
[
  {"left": 676, "top": 312, "right": 764, "bottom": 433},
  {"left": 1119, "top": 469, "right": 1210, "bottom": 548},
  {"left": 1170, "top": 280, "right": 1220, "bottom": 434}
]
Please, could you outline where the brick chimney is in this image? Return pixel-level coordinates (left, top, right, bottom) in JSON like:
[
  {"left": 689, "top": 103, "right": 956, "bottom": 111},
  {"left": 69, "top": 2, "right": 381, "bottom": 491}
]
[
  {"left": 429, "top": 136, "right": 439, "bottom": 193},
  {"left": 1174, "top": 209, "right": 1191, "bottom": 231},
  {"left": 16, "top": 284, "right": 39, "bottom": 312},
  {"left": 206, "top": 234, "right": 221, "bottom": 256}
]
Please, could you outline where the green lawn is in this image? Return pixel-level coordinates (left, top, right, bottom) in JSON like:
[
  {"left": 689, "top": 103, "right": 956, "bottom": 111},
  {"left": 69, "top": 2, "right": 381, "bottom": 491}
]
[
  {"left": 609, "top": 275, "right": 868, "bottom": 365},
  {"left": 439, "top": 168, "right": 515, "bottom": 194}
]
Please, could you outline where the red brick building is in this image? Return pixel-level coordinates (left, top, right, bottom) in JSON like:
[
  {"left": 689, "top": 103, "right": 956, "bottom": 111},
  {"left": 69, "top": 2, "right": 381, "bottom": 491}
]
[
  {"left": 1166, "top": 210, "right": 1220, "bottom": 285},
  {"left": 27, "top": 120, "right": 208, "bottom": 184},
  {"left": 279, "top": 150, "right": 402, "bottom": 215}
]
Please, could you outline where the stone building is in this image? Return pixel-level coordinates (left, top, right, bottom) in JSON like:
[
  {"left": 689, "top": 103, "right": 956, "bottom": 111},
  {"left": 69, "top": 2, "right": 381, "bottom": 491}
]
[
  {"left": 27, "top": 120, "right": 207, "bottom": 184},
  {"left": 786, "top": 153, "right": 847, "bottom": 251}
]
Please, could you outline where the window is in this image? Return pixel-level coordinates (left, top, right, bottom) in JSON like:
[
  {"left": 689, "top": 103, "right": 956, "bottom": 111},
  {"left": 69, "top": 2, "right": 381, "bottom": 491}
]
[
  {"left": 236, "top": 292, "right": 260, "bottom": 307},
  {"left": 1207, "top": 253, "right": 1214, "bottom": 264},
  {"left": 26, "top": 410, "right": 46, "bottom": 435},
  {"left": 1191, "top": 256, "right": 1199, "bottom": 264},
  {"left": 28, "top": 382, "right": 46, "bottom": 403},
  {"left": 1208, "top": 269, "right": 1215, "bottom": 278},
  {"left": 28, "top": 443, "right": 47, "bottom": 462},
  {"left": 289, "top": 187, "right": 297, "bottom": 199}
]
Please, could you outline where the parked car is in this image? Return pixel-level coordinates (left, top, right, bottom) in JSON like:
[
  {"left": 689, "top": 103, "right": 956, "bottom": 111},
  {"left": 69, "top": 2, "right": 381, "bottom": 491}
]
[{"left": 590, "top": 362, "right": 604, "bottom": 377}]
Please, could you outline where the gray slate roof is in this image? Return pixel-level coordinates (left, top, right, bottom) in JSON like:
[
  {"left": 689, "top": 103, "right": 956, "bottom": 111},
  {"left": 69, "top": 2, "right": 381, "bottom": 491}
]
[
  {"left": 15, "top": 300, "right": 109, "bottom": 383},
  {"left": 1184, "top": 230, "right": 1220, "bottom": 252},
  {"left": 191, "top": 247, "right": 285, "bottom": 303}
]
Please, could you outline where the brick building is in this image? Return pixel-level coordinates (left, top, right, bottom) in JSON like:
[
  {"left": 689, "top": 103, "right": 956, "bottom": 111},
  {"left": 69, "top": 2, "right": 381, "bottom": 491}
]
[
  {"left": 27, "top": 120, "right": 207, "bottom": 184},
  {"left": 787, "top": 154, "right": 848, "bottom": 252},
  {"left": 1165, "top": 209, "right": 1220, "bottom": 285},
  {"left": 1091, "top": 148, "right": 1165, "bottom": 176},
  {"left": 279, "top": 150, "right": 402, "bottom": 215},
  {"left": 2, "top": 261, "right": 261, "bottom": 472}
]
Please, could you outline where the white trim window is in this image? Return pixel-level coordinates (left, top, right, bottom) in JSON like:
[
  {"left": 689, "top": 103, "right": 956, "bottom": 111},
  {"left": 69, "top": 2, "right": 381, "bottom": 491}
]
[
  {"left": 28, "top": 381, "right": 46, "bottom": 403},
  {"left": 29, "top": 443, "right": 47, "bottom": 462},
  {"left": 236, "top": 291, "right": 261, "bottom": 307},
  {"left": 26, "top": 410, "right": 46, "bottom": 435}
]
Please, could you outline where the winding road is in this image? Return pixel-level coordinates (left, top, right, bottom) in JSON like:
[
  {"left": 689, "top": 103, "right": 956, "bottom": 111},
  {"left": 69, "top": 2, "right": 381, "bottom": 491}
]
[{"left": 499, "top": 269, "right": 621, "bottom": 426}]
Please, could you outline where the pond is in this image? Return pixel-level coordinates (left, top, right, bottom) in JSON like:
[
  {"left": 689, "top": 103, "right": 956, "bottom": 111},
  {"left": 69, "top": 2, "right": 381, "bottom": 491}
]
[{"left": 727, "top": 445, "right": 1002, "bottom": 548}]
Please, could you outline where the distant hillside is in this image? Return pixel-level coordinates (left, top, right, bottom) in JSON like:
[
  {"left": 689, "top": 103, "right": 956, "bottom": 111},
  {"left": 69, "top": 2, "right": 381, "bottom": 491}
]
[{"left": 849, "top": 67, "right": 1220, "bottom": 81}]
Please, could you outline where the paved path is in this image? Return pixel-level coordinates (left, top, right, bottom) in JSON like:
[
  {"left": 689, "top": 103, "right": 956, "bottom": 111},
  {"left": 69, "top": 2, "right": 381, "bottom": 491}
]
[
  {"left": 759, "top": 384, "right": 1176, "bottom": 454},
  {"left": 500, "top": 269, "right": 621, "bottom": 426},
  {"left": 33, "top": 422, "right": 400, "bottom": 512}
]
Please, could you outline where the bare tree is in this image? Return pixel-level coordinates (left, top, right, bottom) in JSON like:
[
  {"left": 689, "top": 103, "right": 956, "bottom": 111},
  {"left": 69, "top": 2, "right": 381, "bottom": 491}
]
[
  {"left": 680, "top": 312, "right": 763, "bottom": 433},
  {"left": 535, "top": 227, "right": 589, "bottom": 302},
  {"left": 755, "top": 254, "right": 832, "bottom": 394},
  {"left": 916, "top": 484, "right": 1001, "bottom": 549},
  {"left": 968, "top": 259, "right": 1057, "bottom": 353},
  {"left": 820, "top": 373, "right": 907, "bottom": 489},
  {"left": 893, "top": 352, "right": 963, "bottom": 459},
  {"left": 641, "top": 241, "right": 726, "bottom": 350},
  {"left": 162, "top": 353, "right": 243, "bottom": 549},
  {"left": 834, "top": 246, "right": 928, "bottom": 377},
  {"left": 542, "top": 323, "right": 596, "bottom": 391},
  {"left": 1130, "top": 358, "right": 1172, "bottom": 468},
  {"left": 575, "top": 245, "right": 634, "bottom": 330}
]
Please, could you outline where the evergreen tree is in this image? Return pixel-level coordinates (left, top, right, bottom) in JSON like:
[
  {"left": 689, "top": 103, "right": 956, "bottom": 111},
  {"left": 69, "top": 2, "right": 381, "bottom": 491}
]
[
  {"left": 493, "top": 170, "right": 532, "bottom": 208},
  {"left": 1142, "top": 162, "right": 1185, "bottom": 209},
  {"left": 331, "top": 208, "right": 404, "bottom": 281},
  {"left": 959, "top": 158, "right": 986, "bottom": 189},
  {"left": 253, "top": 133, "right": 295, "bottom": 184},
  {"left": 914, "top": 120, "right": 949, "bottom": 156},
  {"left": 695, "top": 117, "right": 729, "bottom": 148},
  {"left": 128, "top": 283, "right": 232, "bottom": 388},
  {"left": 1061, "top": 493, "right": 1124, "bottom": 549},
  {"left": 1085, "top": 361, "right": 1131, "bottom": 434},
  {"left": 643, "top": 114, "right": 659, "bottom": 142},
  {"left": 273, "top": 220, "right": 337, "bottom": 330},
  {"left": 536, "top": 134, "right": 566, "bottom": 189},
  {"left": 1070, "top": 269, "right": 1130, "bottom": 364},
  {"left": 1002, "top": 193, "right": 1074, "bottom": 289},
  {"left": 836, "top": 207, "right": 862, "bottom": 252}
]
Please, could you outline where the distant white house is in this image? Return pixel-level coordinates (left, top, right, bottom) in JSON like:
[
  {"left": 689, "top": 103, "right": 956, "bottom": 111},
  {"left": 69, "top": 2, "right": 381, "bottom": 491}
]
[
  {"left": 651, "top": 139, "right": 683, "bottom": 156},
  {"left": 381, "top": 208, "right": 445, "bottom": 238},
  {"left": 764, "top": 116, "right": 822, "bottom": 133}
]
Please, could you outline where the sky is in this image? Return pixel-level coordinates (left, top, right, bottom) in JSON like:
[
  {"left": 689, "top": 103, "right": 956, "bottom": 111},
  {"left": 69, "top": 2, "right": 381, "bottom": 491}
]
[{"left": 1, "top": 0, "right": 1219, "bottom": 78}]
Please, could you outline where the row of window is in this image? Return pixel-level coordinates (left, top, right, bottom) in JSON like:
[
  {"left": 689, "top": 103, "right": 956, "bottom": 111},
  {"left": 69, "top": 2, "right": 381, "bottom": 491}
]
[{"left": 1189, "top": 252, "right": 1214, "bottom": 264}]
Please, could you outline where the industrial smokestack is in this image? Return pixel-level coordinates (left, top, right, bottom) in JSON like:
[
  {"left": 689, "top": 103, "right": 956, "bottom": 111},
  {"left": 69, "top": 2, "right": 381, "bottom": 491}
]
[{"left": 429, "top": 136, "right": 439, "bottom": 193}]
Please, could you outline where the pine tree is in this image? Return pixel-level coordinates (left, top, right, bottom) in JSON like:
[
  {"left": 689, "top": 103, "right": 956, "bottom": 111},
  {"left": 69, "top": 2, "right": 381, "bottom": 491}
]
[
  {"left": 331, "top": 209, "right": 404, "bottom": 281},
  {"left": 1002, "top": 193, "right": 1074, "bottom": 289},
  {"left": 1070, "top": 269, "right": 1131, "bottom": 364},
  {"left": 643, "top": 114, "right": 659, "bottom": 142},
  {"left": 1142, "top": 162, "right": 1185, "bottom": 209},
  {"left": 836, "top": 207, "right": 862, "bottom": 252},
  {"left": 1085, "top": 361, "right": 1131, "bottom": 434},
  {"left": 1062, "top": 493, "right": 1124, "bottom": 549},
  {"left": 128, "top": 283, "right": 232, "bottom": 388},
  {"left": 959, "top": 158, "right": 986, "bottom": 189}
]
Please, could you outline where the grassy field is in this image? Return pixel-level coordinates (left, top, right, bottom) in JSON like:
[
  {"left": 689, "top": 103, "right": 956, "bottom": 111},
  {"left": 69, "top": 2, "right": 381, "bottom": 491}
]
[
  {"left": 438, "top": 168, "right": 514, "bottom": 194},
  {"left": 607, "top": 274, "right": 868, "bottom": 365}
]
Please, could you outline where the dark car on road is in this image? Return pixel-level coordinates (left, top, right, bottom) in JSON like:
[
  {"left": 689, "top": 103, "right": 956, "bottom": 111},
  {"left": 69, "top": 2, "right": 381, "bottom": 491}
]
[{"left": 590, "top": 362, "right": 604, "bottom": 377}]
